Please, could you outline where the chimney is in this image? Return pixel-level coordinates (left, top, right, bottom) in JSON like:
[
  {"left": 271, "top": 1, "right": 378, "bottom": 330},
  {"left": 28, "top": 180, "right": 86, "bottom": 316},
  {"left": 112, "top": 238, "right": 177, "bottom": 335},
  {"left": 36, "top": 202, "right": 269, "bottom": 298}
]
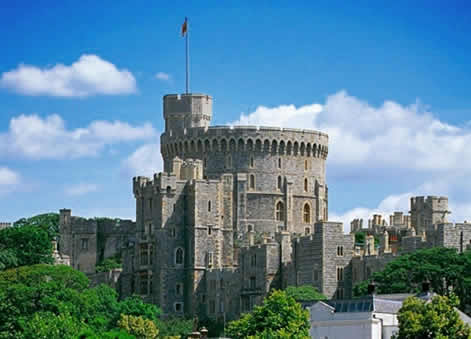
[{"left": 368, "top": 281, "right": 376, "bottom": 295}]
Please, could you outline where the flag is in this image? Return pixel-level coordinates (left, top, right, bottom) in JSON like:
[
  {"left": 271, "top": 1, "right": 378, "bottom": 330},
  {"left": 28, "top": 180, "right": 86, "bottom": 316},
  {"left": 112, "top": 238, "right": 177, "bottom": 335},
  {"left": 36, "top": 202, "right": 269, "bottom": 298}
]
[{"left": 181, "top": 17, "right": 188, "bottom": 37}]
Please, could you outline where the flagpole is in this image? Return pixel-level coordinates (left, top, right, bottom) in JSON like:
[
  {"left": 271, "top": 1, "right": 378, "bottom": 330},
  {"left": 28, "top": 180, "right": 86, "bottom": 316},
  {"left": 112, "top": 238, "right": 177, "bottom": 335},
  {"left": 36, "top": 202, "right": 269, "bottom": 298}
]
[{"left": 185, "top": 18, "right": 189, "bottom": 94}]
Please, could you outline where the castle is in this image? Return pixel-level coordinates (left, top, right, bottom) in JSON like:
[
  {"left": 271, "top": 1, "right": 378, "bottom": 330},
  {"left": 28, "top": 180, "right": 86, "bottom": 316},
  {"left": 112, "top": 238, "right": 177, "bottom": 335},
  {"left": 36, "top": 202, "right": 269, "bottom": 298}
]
[{"left": 57, "top": 92, "right": 471, "bottom": 321}]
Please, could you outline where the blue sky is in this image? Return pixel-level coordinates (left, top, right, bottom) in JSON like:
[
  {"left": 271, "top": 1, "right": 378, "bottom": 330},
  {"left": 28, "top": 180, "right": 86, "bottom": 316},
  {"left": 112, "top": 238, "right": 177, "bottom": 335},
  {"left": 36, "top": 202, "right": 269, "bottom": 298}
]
[{"left": 1, "top": 1, "right": 470, "bottom": 229}]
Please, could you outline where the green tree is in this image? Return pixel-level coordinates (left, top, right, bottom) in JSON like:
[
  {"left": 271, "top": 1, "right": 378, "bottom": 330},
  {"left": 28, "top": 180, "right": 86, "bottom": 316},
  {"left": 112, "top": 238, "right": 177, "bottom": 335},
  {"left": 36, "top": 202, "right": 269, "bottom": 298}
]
[
  {"left": 96, "top": 257, "right": 122, "bottom": 273},
  {"left": 226, "top": 290, "right": 310, "bottom": 339},
  {"left": 393, "top": 294, "right": 471, "bottom": 339},
  {"left": 0, "top": 225, "right": 53, "bottom": 269},
  {"left": 156, "top": 317, "right": 193, "bottom": 338},
  {"left": 353, "top": 248, "right": 471, "bottom": 310},
  {"left": 22, "top": 311, "right": 87, "bottom": 339},
  {"left": 13, "top": 213, "right": 59, "bottom": 240},
  {"left": 285, "top": 285, "right": 327, "bottom": 302},
  {"left": 117, "top": 314, "right": 159, "bottom": 339}
]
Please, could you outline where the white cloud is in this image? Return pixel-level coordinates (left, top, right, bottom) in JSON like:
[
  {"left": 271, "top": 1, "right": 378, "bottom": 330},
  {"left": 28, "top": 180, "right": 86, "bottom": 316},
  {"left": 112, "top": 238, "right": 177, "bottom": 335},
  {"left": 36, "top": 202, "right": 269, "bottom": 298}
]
[
  {"left": 155, "top": 72, "right": 170, "bottom": 81},
  {"left": 232, "top": 91, "right": 471, "bottom": 231},
  {"left": 0, "top": 54, "right": 137, "bottom": 97},
  {"left": 0, "top": 167, "right": 20, "bottom": 195},
  {"left": 65, "top": 183, "right": 98, "bottom": 196},
  {"left": 231, "top": 91, "right": 471, "bottom": 172},
  {"left": 122, "top": 143, "right": 163, "bottom": 177},
  {"left": 0, "top": 114, "right": 157, "bottom": 159}
]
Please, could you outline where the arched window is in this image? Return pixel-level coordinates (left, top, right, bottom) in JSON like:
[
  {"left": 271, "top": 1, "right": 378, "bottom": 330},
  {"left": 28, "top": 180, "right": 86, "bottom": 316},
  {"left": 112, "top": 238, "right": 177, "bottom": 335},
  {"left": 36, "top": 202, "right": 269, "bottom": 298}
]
[
  {"left": 249, "top": 174, "right": 255, "bottom": 190},
  {"left": 304, "top": 178, "right": 308, "bottom": 192},
  {"left": 175, "top": 248, "right": 184, "bottom": 265},
  {"left": 278, "top": 158, "right": 282, "bottom": 169},
  {"left": 276, "top": 201, "right": 284, "bottom": 221},
  {"left": 250, "top": 157, "right": 254, "bottom": 168},
  {"left": 305, "top": 159, "right": 308, "bottom": 171},
  {"left": 208, "top": 200, "right": 212, "bottom": 212},
  {"left": 303, "top": 203, "right": 311, "bottom": 223},
  {"left": 277, "top": 176, "right": 282, "bottom": 190}
]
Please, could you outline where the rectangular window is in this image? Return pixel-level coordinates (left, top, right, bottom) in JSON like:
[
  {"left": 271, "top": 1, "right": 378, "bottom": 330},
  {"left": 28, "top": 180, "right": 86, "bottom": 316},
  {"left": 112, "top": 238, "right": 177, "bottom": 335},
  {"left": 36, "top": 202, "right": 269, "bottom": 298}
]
[
  {"left": 140, "top": 271, "right": 148, "bottom": 295},
  {"left": 337, "top": 246, "right": 344, "bottom": 256},
  {"left": 250, "top": 276, "right": 256, "bottom": 289},
  {"left": 207, "top": 252, "right": 213, "bottom": 267},
  {"left": 251, "top": 254, "right": 257, "bottom": 267},
  {"left": 140, "top": 244, "right": 149, "bottom": 265},
  {"left": 209, "top": 300, "right": 216, "bottom": 314},
  {"left": 176, "top": 283, "right": 183, "bottom": 296},
  {"left": 81, "top": 238, "right": 88, "bottom": 250},
  {"left": 175, "top": 302, "right": 183, "bottom": 313},
  {"left": 337, "top": 267, "right": 344, "bottom": 281}
]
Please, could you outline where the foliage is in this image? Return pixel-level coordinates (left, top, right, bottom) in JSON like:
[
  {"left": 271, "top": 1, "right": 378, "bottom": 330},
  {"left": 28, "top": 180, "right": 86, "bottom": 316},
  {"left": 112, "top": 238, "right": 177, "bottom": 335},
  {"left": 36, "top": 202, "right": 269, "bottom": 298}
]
[
  {"left": 0, "top": 264, "right": 162, "bottom": 338},
  {"left": 13, "top": 213, "right": 59, "bottom": 240},
  {"left": 354, "top": 231, "right": 365, "bottom": 245},
  {"left": 118, "top": 295, "right": 161, "bottom": 322},
  {"left": 285, "top": 285, "right": 327, "bottom": 302},
  {"left": 0, "top": 225, "right": 53, "bottom": 270},
  {"left": 96, "top": 257, "right": 122, "bottom": 273},
  {"left": 118, "top": 314, "right": 159, "bottom": 339},
  {"left": 22, "top": 311, "right": 86, "bottom": 339},
  {"left": 199, "top": 317, "right": 225, "bottom": 337},
  {"left": 393, "top": 294, "right": 471, "bottom": 339},
  {"left": 353, "top": 248, "right": 471, "bottom": 310},
  {"left": 226, "top": 290, "right": 310, "bottom": 339},
  {"left": 156, "top": 317, "right": 193, "bottom": 338}
]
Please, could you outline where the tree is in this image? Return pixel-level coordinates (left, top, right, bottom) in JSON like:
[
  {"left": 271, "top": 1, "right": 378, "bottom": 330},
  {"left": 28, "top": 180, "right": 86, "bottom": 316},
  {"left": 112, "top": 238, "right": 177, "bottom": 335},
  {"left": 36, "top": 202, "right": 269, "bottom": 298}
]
[
  {"left": 285, "top": 285, "right": 327, "bottom": 302},
  {"left": 156, "top": 317, "right": 193, "bottom": 338},
  {"left": 13, "top": 213, "right": 59, "bottom": 241},
  {"left": 353, "top": 247, "right": 471, "bottom": 311},
  {"left": 0, "top": 225, "right": 53, "bottom": 269},
  {"left": 96, "top": 257, "right": 122, "bottom": 273},
  {"left": 226, "top": 290, "right": 310, "bottom": 339},
  {"left": 393, "top": 294, "right": 471, "bottom": 339},
  {"left": 22, "top": 311, "right": 86, "bottom": 339},
  {"left": 0, "top": 264, "right": 162, "bottom": 338},
  {"left": 118, "top": 314, "right": 159, "bottom": 339}
]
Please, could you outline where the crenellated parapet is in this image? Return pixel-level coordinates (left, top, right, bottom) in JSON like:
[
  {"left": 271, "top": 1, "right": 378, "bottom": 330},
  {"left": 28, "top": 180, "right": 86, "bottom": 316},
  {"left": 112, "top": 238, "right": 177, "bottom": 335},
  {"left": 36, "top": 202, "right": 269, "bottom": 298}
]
[{"left": 161, "top": 125, "right": 329, "bottom": 161}]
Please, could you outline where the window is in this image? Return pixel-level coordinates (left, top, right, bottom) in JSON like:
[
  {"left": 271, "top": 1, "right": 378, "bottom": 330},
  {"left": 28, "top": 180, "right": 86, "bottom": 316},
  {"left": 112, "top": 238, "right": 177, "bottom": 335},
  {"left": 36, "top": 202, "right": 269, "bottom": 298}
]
[
  {"left": 278, "top": 158, "right": 282, "bottom": 169},
  {"left": 304, "top": 178, "right": 308, "bottom": 192},
  {"left": 81, "top": 238, "right": 88, "bottom": 250},
  {"left": 148, "top": 222, "right": 153, "bottom": 236},
  {"left": 149, "top": 244, "right": 154, "bottom": 265},
  {"left": 210, "top": 279, "right": 217, "bottom": 290},
  {"left": 175, "top": 302, "right": 183, "bottom": 313},
  {"left": 250, "top": 157, "right": 254, "bottom": 168},
  {"left": 251, "top": 254, "right": 257, "bottom": 267},
  {"left": 219, "top": 300, "right": 225, "bottom": 313},
  {"left": 140, "top": 271, "right": 148, "bottom": 295},
  {"left": 250, "top": 276, "right": 256, "bottom": 289},
  {"left": 249, "top": 174, "right": 255, "bottom": 190},
  {"left": 247, "top": 224, "right": 253, "bottom": 232},
  {"left": 149, "top": 198, "right": 153, "bottom": 211},
  {"left": 220, "top": 278, "right": 224, "bottom": 289},
  {"left": 277, "top": 176, "right": 282, "bottom": 190},
  {"left": 303, "top": 203, "right": 311, "bottom": 223},
  {"left": 276, "top": 201, "right": 284, "bottom": 221},
  {"left": 225, "top": 155, "right": 232, "bottom": 169},
  {"left": 171, "top": 228, "right": 176, "bottom": 237},
  {"left": 313, "top": 269, "right": 319, "bottom": 281},
  {"left": 140, "top": 244, "right": 149, "bottom": 265},
  {"left": 208, "top": 200, "right": 211, "bottom": 212},
  {"left": 304, "top": 159, "right": 308, "bottom": 171},
  {"left": 336, "top": 288, "right": 344, "bottom": 299},
  {"left": 209, "top": 300, "right": 216, "bottom": 314},
  {"left": 207, "top": 252, "right": 213, "bottom": 267},
  {"left": 337, "top": 267, "right": 344, "bottom": 281},
  {"left": 305, "top": 227, "right": 311, "bottom": 235},
  {"left": 173, "top": 203, "right": 176, "bottom": 212},
  {"left": 176, "top": 283, "right": 183, "bottom": 296},
  {"left": 208, "top": 227, "right": 212, "bottom": 236},
  {"left": 175, "top": 248, "right": 184, "bottom": 265},
  {"left": 337, "top": 246, "right": 344, "bottom": 256}
]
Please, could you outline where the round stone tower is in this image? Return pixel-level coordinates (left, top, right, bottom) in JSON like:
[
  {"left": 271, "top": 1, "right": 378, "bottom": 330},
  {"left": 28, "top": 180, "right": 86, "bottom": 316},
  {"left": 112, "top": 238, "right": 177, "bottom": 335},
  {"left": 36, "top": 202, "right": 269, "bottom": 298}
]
[{"left": 160, "top": 93, "right": 329, "bottom": 237}]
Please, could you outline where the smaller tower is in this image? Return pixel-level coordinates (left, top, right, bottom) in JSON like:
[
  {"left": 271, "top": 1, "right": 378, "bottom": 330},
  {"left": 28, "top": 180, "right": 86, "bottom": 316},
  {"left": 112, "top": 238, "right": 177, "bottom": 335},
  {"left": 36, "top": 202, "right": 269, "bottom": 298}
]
[{"left": 163, "top": 93, "right": 213, "bottom": 134}]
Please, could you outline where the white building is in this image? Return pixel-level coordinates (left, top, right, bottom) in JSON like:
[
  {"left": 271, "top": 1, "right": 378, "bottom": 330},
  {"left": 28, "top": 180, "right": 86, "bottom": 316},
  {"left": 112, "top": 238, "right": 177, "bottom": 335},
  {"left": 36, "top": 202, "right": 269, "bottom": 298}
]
[
  {"left": 309, "top": 289, "right": 471, "bottom": 339},
  {"left": 309, "top": 295, "right": 403, "bottom": 339}
]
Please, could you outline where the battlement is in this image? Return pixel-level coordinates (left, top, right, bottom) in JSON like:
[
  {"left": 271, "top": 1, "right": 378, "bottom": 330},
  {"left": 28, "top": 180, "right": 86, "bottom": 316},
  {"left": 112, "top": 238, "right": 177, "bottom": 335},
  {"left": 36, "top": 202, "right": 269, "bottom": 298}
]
[
  {"left": 161, "top": 125, "right": 329, "bottom": 160},
  {"left": 164, "top": 93, "right": 213, "bottom": 133},
  {"left": 410, "top": 196, "right": 448, "bottom": 210}
]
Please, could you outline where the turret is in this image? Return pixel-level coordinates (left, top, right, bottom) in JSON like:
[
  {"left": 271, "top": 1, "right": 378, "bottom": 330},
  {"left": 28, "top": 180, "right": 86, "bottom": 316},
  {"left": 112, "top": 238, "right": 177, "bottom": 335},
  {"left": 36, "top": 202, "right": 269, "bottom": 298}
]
[{"left": 163, "top": 93, "right": 213, "bottom": 134}]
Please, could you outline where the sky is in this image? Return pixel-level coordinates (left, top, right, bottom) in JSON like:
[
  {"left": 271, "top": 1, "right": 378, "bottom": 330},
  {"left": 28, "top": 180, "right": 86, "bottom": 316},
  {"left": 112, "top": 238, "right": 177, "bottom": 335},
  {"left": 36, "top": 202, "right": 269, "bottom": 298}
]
[{"left": 1, "top": 1, "right": 471, "bottom": 230}]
